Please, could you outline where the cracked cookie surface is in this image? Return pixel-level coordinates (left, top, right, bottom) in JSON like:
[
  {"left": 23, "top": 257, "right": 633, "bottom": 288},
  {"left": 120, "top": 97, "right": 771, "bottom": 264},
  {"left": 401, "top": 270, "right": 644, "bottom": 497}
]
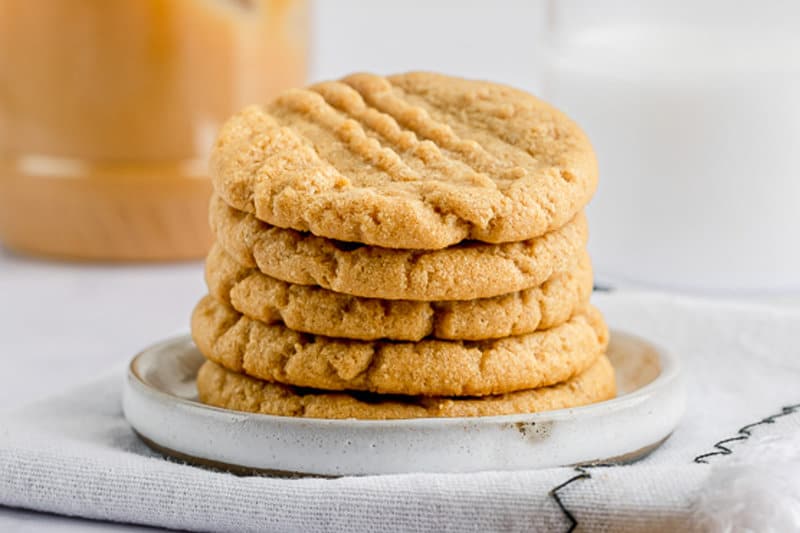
[
  {"left": 205, "top": 242, "right": 593, "bottom": 341},
  {"left": 210, "top": 71, "right": 597, "bottom": 250},
  {"left": 196, "top": 354, "right": 615, "bottom": 420},
  {"left": 210, "top": 195, "right": 588, "bottom": 301},
  {"left": 191, "top": 295, "right": 608, "bottom": 396}
]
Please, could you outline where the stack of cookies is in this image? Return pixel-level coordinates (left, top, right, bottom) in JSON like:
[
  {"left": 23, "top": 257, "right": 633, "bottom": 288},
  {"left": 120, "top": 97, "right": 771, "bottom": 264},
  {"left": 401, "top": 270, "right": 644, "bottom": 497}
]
[{"left": 192, "top": 72, "right": 615, "bottom": 420}]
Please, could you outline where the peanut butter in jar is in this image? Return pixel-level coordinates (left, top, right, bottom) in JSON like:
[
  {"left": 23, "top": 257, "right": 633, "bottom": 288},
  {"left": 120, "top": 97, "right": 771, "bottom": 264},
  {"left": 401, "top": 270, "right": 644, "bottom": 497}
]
[{"left": 0, "top": 0, "right": 308, "bottom": 260}]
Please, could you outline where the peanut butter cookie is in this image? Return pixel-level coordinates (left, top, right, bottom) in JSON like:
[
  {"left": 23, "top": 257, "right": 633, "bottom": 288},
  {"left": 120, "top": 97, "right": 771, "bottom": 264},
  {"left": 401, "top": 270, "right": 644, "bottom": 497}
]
[
  {"left": 191, "top": 295, "right": 608, "bottom": 397},
  {"left": 196, "top": 355, "right": 615, "bottom": 420},
  {"left": 210, "top": 72, "right": 597, "bottom": 250},
  {"left": 210, "top": 195, "right": 588, "bottom": 301},
  {"left": 205, "top": 243, "right": 593, "bottom": 341}
]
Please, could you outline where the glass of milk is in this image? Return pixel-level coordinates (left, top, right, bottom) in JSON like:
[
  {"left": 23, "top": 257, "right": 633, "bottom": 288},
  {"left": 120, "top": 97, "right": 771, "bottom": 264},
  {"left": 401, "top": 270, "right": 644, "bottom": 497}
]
[{"left": 538, "top": 0, "right": 800, "bottom": 292}]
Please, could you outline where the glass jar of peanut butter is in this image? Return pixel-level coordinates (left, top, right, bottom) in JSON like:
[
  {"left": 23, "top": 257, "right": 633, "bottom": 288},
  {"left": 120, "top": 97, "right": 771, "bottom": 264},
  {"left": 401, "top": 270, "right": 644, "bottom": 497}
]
[{"left": 0, "top": 0, "right": 308, "bottom": 260}]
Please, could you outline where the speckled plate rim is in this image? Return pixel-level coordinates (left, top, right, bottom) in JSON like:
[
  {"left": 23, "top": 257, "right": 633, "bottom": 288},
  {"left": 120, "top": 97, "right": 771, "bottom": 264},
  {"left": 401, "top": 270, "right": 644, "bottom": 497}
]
[{"left": 123, "top": 329, "right": 686, "bottom": 475}]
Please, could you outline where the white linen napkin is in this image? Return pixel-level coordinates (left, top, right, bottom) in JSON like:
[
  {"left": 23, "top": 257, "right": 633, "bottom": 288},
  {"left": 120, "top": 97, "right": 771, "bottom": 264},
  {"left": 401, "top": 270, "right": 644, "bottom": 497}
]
[{"left": 1, "top": 291, "right": 799, "bottom": 532}]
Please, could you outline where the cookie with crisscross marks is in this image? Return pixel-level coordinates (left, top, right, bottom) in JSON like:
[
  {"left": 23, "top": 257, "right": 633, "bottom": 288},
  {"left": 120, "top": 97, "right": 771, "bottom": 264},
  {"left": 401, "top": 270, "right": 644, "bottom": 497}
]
[{"left": 210, "top": 72, "right": 597, "bottom": 250}]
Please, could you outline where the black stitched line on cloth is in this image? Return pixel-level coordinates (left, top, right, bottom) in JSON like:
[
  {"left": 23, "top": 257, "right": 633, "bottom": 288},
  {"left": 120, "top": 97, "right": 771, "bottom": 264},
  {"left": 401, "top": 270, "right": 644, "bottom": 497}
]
[
  {"left": 592, "top": 284, "right": 613, "bottom": 292},
  {"left": 549, "top": 402, "right": 800, "bottom": 531},
  {"left": 549, "top": 463, "right": 615, "bottom": 533},
  {"left": 693, "top": 402, "right": 800, "bottom": 464}
]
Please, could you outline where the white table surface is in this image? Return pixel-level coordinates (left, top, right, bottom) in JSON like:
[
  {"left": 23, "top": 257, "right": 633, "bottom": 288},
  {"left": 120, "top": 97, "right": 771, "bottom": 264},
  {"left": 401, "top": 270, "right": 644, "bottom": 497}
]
[{"left": 0, "top": 247, "right": 206, "bottom": 532}]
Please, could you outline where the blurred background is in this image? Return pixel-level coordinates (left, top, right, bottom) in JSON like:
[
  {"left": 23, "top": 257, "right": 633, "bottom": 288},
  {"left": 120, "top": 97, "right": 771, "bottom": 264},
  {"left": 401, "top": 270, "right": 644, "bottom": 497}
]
[{"left": 1, "top": 0, "right": 799, "bottom": 407}]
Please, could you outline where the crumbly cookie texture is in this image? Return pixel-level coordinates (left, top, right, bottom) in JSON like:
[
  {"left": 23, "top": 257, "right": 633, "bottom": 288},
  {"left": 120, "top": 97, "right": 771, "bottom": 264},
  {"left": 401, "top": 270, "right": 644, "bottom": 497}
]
[
  {"left": 209, "top": 195, "right": 588, "bottom": 301},
  {"left": 191, "top": 295, "right": 608, "bottom": 397},
  {"left": 205, "top": 243, "right": 593, "bottom": 341},
  {"left": 197, "top": 355, "right": 615, "bottom": 420},
  {"left": 210, "top": 71, "right": 598, "bottom": 250}
]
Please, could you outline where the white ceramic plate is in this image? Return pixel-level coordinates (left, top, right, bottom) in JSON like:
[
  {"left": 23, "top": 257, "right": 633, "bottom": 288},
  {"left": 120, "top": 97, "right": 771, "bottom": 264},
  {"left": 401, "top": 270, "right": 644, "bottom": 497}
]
[{"left": 122, "top": 330, "right": 685, "bottom": 476}]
